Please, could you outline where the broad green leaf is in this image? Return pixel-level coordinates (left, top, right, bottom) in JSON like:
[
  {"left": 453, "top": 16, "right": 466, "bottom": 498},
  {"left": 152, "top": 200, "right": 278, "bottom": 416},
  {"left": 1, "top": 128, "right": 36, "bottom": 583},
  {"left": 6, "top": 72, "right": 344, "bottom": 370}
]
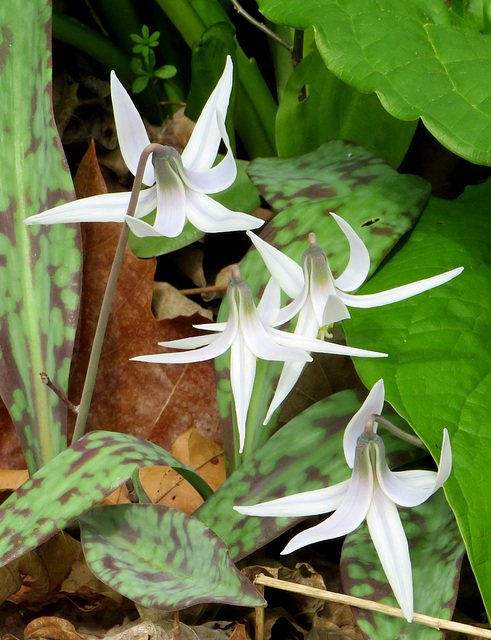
[
  {"left": 276, "top": 45, "right": 417, "bottom": 168},
  {"left": 0, "top": 431, "right": 211, "bottom": 568},
  {"left": 343, "top": 180, "right": 491, "bottom": 615},
  {"left": 80, "top": 504, "right": 265, "bottom": 610},
  {"left": 341, "top": 492, "right": 464, "bottom": 639},
  {"left": 128, "top": 159, "right": 261, "bottom": 258},
  {"left": 257, "top": 0, "right": 491, "bottom": 165},
  {"left": 215, "top": 140, "right": 430, "bottom": 455},
  {"left": 197, "top": 389, "right": 421, "bottom": 561},
  {"left": 0, "top": 1, "right": 82, "bottom": 471}
]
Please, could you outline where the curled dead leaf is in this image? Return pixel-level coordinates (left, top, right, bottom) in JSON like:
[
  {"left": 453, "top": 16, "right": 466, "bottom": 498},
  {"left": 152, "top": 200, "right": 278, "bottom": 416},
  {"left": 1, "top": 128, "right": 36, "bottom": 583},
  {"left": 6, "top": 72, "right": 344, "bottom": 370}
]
[{"left": 24, "top": 617, "right": 82, "bottom": 640}]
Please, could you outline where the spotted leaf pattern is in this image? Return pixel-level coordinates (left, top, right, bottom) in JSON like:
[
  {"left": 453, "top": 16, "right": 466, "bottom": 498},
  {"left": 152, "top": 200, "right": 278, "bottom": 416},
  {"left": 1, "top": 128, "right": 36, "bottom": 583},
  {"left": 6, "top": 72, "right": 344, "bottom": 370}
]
[
  {"left": 0, "top": 1, "right": 82, "bottom": 472},
  {"left": 80, "top": 504, "right": 266, "bottom": 611},
  {"left": 0, "top": 431, "right": 211, "bottom": 568}
]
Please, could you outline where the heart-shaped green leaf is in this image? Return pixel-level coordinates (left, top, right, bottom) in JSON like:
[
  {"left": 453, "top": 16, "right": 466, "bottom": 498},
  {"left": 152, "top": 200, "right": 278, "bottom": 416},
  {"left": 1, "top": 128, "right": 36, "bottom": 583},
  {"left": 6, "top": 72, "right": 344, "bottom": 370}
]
[
  {"left": 80, "top": 504, "right": 266, "bottom": 610},
  {"left": 257, "top": 0, "right": 491, "bottom": 165},
  {"left": 0, "top": 431, "right": 211, "bottom": 568},
  {"left": 343, "top": 180, "right": 491, "bottom": 615}
]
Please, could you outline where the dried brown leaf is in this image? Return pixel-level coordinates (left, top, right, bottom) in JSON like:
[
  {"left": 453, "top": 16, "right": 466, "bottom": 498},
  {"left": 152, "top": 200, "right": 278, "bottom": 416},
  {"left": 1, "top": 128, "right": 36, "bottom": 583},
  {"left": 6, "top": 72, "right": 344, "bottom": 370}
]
[
  {"left": 24, "top": 617, "right": 82, "bottom": 640},
  {"left": 68, "top": 143, "right": 220, "bottom": 449},
  {"left": 152, "top": 283, "right": 212, "bottom": 321}
]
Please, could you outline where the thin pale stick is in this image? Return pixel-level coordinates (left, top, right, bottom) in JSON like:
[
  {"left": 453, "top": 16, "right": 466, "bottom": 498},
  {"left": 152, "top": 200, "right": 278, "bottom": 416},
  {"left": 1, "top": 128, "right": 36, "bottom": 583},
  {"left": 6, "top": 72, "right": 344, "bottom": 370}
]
[
  {"left": 229, "top": 0, "right": 293, "bottom": 53},
  {"left": 367, "top": 414, "right": 425, "bottom": 449},
  {"left": 254, "top": 583, "right": 265, "bottom": 640},
  {"left": 179, "top": 284, "right": 228, "bottom": 296},
  {"left": 254, "top": 575, "right": 491, "bottom": 638},
  {"left": 71, "top": 143, "right": 167, "bottom": 444}
]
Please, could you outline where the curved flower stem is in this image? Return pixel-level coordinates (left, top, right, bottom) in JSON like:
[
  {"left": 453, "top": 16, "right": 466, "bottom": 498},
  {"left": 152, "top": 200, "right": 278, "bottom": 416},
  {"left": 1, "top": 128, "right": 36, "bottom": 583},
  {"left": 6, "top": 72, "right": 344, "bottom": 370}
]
[
  {"left": 71, "top": 143, "right": 166, "bottom": 444},
  {"left": 367, "top": 414, "right": 426, "bottom": 449}
]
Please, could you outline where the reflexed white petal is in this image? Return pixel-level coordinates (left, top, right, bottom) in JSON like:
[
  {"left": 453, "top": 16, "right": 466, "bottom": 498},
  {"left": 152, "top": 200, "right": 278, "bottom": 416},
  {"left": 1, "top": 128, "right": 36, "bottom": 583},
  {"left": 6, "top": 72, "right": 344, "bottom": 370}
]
[
  {"left": 125, "top": 217, "right": 164, "bottom": 237},
  {"left": 281, "top": 443, "right": 373, "bottom": 553},
  {"left": 263, "top": 305, "right": 320, "bottom": 424},
  {"left": 273, "top": 293, "right": 307, "bottom": 327},
  {"left": 366, "top": 484, "right": 414, "bottom": 622},
  {"left": 131, "top": 311, "right": 238, "bottom": 364},
  {"left": 343, "top": 379, "right": 385, "bottom": 468},
  {"left": 110, "top": 71, "right": 154, "bottom": 186},
  {"left": 247, "top": 230, "right": 304, "bottom": 298},
  {"left": 181, "top": 56, "right": 233, "bottom": 172},
  {"left": 263, "top": 360, "right": 307, "bottom": 425},
  {"left": 338, "top": 267, "right": 464, "bottom": 308},
  {"left": 257, "top": 279, "right": 282, "bottom": 327},
  {"left": 270, "top": 327, "right": 387, "bottom": 359},
  {"left": 230, "top": 334, "right": 257, "bottom": 453},
  {"left": 186, "top": 190, "right": 263, "bottom": 233},
  {"left": 153, "top": 156, "right": 187, "bottom": 237},
  {"left": 177, "top": 112, "right": 237, "bottom": 193},
  {"left": 375, "top": 429, "right": 451, "bottom": 507},
  {"left": 25, "top": 190, "right": 149, "bottom": 225},
  {"left": 157, "top": 334, "right": 219, "bottom": 349},
  {"left": 392, "top": 469, "right": 439, "bottom": 490},
  {"left": 234, "top": 479, "right": 350, "bottom": 517},
  {"left": 241, "top": 310, "right": 311, "bottom": 363},
  {"left": 194, "top": 322, "right": 226, "bottom": 332},
  {"left": 321, "top": 293, "right": 351, "bottom": 326},
  {"left": 331, "top": 212, "right": 370, "bottom": 292}
]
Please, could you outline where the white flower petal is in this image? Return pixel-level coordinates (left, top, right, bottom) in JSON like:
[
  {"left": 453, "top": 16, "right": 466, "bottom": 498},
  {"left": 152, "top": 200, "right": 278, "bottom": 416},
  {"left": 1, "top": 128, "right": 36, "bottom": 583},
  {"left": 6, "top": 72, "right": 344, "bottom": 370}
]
[
  {"left": 247, "top": 230, "right": 304, "bottom": 298},
  {"left": 181, "top": 56, "right": 233, "bottom": 172},
  {"left": 343, "top": 380, "right": 385, "bottom": 468},
  {"left": 257, "top": 279, "right": 282, "bottom": 327},
  {"left": 230, "top": 335, "right": 257, "bottom": 453},
  {"left": 270, "top": 328, "right": 387, "bottom": 359},
  {"left": 375, "top": 429, "right": 451, "bottom": 507},
  {"left": 338, "top": 267, "right": 464, "bottom": 308},
  {"left": 25, "top": 190, "right": 152, "bottom": 225},
  {"left": 186, "top": 190, "right": 263, "bottom": 233},
  {"left": 366, "top": 484, "right": 414, "bottom": 622},
  {"left": 331, "top": 212, "right": 370, "bottom": 292},
  {"left": 281, "top": 442, "right": 374, "bottom": 553},
  {"left": 321, "top": 293, "right": 351, "bottom": 326},
  {"left": 177, "top": 112, "right": 237, "bottom": 193},
  {"left": 263, "top": 360, "right": 307, "bottom": 425},
  {"left": 110, "top": 71, "right": 154, "bottom": 186},
  {"left": 234, "top": 479, "right": 350, "bottom": 517},
  {"left": 152, "top": 156, "right": 187, "bottom": 237},
  {"left": 157, "top": 334, "right": 219, "bottom": 349},
  {"left": 241, "top": 311, "right": 311, "bottom": 363}
]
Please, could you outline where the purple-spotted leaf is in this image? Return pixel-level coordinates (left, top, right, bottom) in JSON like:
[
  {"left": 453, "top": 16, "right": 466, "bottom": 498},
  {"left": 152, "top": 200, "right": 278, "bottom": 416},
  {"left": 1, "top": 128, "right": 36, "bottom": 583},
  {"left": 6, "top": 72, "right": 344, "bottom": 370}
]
[
  {"left": 0, "top": 1, "right": 82, "bottom": 472},
  {"left": 0, "top": 431, "right": 211, "bottom": 568},
  {"left": 197, "top": 389, "right": 421, "bottom": 561},
  {"left": 80, "top": 504, "right": 266, "bottom": 611},
  {"left": 341, "top": 491, "right": 464, "bottom": 639}
]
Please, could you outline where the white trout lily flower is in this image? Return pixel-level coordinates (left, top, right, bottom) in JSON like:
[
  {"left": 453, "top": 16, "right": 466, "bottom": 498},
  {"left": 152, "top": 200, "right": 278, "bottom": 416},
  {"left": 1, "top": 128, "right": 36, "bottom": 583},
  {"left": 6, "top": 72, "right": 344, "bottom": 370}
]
[
  {"left": 247, "top": 214, "right": 463, "bottom": 422},
  {"left": 131, "top": 267, "right": 387, "bottom": 452},
  {"left": 25, "top": 57, "right": 263, "bottom": 238},
  {"left": 234, "top": 379, "right": 452, "bottom": 622}
]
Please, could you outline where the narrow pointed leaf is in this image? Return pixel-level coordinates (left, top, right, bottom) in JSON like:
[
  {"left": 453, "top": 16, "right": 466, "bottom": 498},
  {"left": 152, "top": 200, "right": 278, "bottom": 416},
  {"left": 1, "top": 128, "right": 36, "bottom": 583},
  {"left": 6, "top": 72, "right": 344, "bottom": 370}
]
[
  {"left": 0, "top": 431, "right": 211, "bottom": 568},
  {"left": 0, "top": 0, "right": 82, "bottom": 471},
  {"left": 80, "top": 504, "right": 265, "bottom": 611}
]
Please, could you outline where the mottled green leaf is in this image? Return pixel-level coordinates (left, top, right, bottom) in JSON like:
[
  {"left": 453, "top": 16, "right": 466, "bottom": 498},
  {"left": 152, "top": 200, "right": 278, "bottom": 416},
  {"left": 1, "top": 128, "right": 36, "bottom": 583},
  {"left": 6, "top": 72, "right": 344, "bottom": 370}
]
[
  {"left": 257, "top": 0, "right": 491, "bottom": 165},
  {"left": 276, "top": 45, "right": 417, "bottom": 168},
  {"left": 343, "top": 180, "right": 491, "bottom": 615},
  {"left": 80, "top": 504, "right": 265, "bottom": 611},
  {"left": 0, "top": 1, "right": 82, "bottom": 471},
  {"left": 341, "top": 492, "right": 464, "bottom": 639},
  {"left": 0, "top": 431, "right": 211, "bottom": 568},
  {"left": 128, "top": 159, "right": 261, "bottom": 258},
  {"left": 197, "top": 389, "right": 421, "bottom": 561},
  {"left": 215, "top": 141, "right": 430, "bottom": 454}
]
